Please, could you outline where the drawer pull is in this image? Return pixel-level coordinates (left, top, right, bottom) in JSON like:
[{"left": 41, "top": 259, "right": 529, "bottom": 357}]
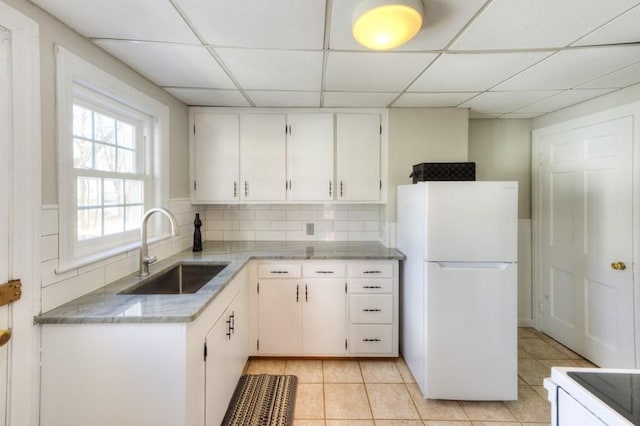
[
  {"left": 362, "top": 338, "right": 381, "bottom": 342},
  {"left": 363, "top": 308, "right": 382, "bottom": 312},
  {"left": 363, "top": 285, "right": 382, "bottom": 289},
  {"left": 363, "top": 270, "right": 382, "bottom": 274},
  {"left": 315, "top": 270, "right": 334, "bottom": 274},
  {"left": 270, "top": 270, "right": 290, "bottom": 274}
]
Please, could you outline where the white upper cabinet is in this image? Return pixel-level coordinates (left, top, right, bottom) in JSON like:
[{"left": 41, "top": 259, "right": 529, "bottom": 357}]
[
  {"left": 336, "top": 113, "right": 381, "bottom": 201},
  {"left": 240, "top": 113, "right": 287, "bottom": 201},
  {"left": 190, "top": 108, "right": 385, "bottom": 204},
  {"left": 287, "top": 113, "right": 334, "bottom": 201},
  {"left": 191, "top": 113, "right": 240, "bottom": 203}
]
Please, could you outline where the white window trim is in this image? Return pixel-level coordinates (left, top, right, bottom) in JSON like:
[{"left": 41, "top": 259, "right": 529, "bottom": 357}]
[{"left": 56, "top": 46, "right": 170, "bottom": 272}]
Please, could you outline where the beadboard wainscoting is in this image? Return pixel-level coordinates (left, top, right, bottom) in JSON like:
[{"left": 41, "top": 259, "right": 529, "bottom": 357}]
[
  {"left": 40, "top": 199, "right": 196, "bottom": 312},
  {"left": 197, "top": 204, "right": 384, "bottom": 243}
]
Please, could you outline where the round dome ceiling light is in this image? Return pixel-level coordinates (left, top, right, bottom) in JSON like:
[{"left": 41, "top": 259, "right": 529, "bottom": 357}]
[{"left": 352, "top": 0, "right": 424, "bottom": 50}]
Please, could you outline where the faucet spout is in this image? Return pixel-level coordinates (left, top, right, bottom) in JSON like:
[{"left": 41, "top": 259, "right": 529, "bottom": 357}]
[{"left": 139, "top": 207, "right": 180, "bottom": 277}]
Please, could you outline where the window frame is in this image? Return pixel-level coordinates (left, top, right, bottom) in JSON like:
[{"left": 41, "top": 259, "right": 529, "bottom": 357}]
[{"left": 56, "top": 46, "right": 170, "bottom": 272}]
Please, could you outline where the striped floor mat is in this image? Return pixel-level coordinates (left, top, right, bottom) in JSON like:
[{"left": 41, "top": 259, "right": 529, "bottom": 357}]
[{"left": 222, "top": 374, "right": 298, "bottom": 426}]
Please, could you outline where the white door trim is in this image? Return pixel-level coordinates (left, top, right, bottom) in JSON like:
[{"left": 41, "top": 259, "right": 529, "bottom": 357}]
[
  {"left": 532, "top": 101, "right": 640, "bottom": 367},
  {"left": 0, "top": 2, "right": 41, "bottom": 424}
]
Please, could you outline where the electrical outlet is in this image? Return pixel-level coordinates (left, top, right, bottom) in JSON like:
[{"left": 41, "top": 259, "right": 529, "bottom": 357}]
[{"left": 306, "top": 223, "right": 314, "bottom": 236}]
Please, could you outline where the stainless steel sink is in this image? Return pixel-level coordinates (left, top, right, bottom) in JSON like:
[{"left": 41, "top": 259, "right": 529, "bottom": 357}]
[{"left": 120, "top": 263, "right": 229, "bottom": 295}]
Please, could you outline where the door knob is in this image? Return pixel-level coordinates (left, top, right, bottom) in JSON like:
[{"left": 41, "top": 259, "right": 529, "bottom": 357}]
[
  {"left": 0, "top": 329, "right": 11, "bottom": 347},
  {"left": 611, "top": 261, "right": 626, "bottom": 270}
]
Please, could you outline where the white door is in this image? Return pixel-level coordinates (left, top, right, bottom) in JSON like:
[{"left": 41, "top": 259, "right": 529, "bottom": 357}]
[
  {"left": 240, "top": 114, "right": 287, "bottom": 201},
  {"left": 336, "top": 113, "right": 381, "bottom": 201},
  {"left": 0, "top": 5, "right": 40, "bottom": 424},
  {"left": 287, "top": 113, "right": 334, "bottom": 201},
  {"left": 539, "top": 117, "right": 634, "bottom": 367},
  {"left": 0, "top": 25, "right": 11, "bottom": 425},
  {"left": 192, "top": 113, "right": 239, "bottom": 202}
]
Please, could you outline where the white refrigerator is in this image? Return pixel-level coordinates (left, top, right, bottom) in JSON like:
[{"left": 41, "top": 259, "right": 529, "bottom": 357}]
[{"left": 397, "top": 181, "right": 518, "bottom": 401}]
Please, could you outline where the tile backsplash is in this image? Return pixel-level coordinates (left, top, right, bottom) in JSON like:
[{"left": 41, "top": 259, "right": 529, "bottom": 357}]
[{"left": 196, "top": 204, "right": 383, "bottom": 242}]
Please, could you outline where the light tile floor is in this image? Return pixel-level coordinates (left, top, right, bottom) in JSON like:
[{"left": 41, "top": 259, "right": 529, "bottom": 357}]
[{"left": 243, "top": 328, "right": 597, "bottom": 425}]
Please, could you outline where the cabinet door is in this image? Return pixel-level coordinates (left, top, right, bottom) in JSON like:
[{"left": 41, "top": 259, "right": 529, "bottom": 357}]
[
  {"left": 192, "top": 113, "right": 240, "bottom": 202},
  {"left": 336, "top": 113, "right": 381, "bottom": 201},
  {"left": 240, "top": 114, "right": 287, "bottom": 201},
  {"left": 287, "top": 113, "right": 334, "bottom": 201},
  {"left": 258, "top": 280, "right": 302, "bottom": 354},
  {"left": 303, "top": 280, "right": 347, "bottom": 355}
]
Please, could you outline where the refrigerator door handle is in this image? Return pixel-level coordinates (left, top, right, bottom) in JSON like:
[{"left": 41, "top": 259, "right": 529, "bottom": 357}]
[{"left": 434, "top": 262, "right": 513, "bottom": 270}]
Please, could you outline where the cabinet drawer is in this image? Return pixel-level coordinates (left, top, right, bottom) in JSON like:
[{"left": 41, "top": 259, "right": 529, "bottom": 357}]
[
  {"left": 349, "top": 295, "right": 393, "bottom": 323},
  {"left": 258, "top": 264, "right": 302, "bottom": 278},
  {"left": 349, "top": 263, "right": 393, "bottom": 278},
  {"left": 350, "top": 278, "right": 393, "bottom": 293},
  {"left": 303, "top": 262, "right": 346, "bottom": 278},
  {"left": 349, "top": 325, "right": 393, "bottom": 354}
]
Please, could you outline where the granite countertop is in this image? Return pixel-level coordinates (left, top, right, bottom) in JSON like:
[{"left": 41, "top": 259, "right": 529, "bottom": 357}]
[{"left": 36, "top": 241, "right": 405, "bottom": 325}]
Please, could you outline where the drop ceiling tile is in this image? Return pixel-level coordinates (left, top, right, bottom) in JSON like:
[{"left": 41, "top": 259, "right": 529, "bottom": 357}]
[
  {"left": 164, "top": 88, "right": 250, "bottom": 107},
  {"left": 31, "top": 0, "right": 199, "bottom": 43},
  {"left": 573, "top": 4, "right": 640, "bottom": 46},
  {"left": 469, "top": 112, "right": 502, "bottom": 119},
  {"left": 495, "top": 45, "right": 640, "bottom": 91},
  {"left": 94, "top": 40, "right": 236, "bottom": 88},
  {"left": 499, "top": 112, "right": 544, "bottom": 119},
  {"left": 409, "top": 52, "right": 553, "bottom": 92},
  {"left": 459, "top": 90, "right": 559, "bottom": 113},
  {"left": 515, "top": 88, "right": 617, "bottom": 113},
  {"left": 393, "top": 92, "right": 478, "bottom": 107},
  {"left": 325, "top": 52, "right": 437, "bottom": 92},
  {"left": 451, "top": 0, "right": 640, "bottom": 50},
  {"left": 330, "top": 0, "right": 488, "bottom": 51},
  {"left": 215, "top": 49, "right": 322, "bottom": 91},
  {"left": 174, "top": 0, "right": 326, "bottom": 49},
  {"left": 578, "top": 62, "right": 640, "bottom": 89},
  {"left": 246, "top": 91, "right": 320, "bottom": 107},
  {"left": 323, "top": 92, "right": 398, "bottom": 107}
]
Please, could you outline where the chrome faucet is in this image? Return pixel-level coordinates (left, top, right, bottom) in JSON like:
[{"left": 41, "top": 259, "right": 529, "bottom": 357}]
[{"left": 139, "top": 207, "right": 180, "bottom": 277}]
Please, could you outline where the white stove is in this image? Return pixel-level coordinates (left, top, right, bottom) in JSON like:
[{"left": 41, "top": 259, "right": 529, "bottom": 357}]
[{"left": 545, "top": 367, "right": 640, "bottom": 425}]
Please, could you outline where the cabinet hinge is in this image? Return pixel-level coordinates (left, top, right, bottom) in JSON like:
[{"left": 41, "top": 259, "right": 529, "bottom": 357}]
[
  {"left": 203, "top": 342, "right": 207, "bottom": 361},
  {"left": 379, "top": 124, "right": 382, "bottom": 135},
  {"left": 194, "top": 180, "right": 197, "bottom": 191},
  {"left": 257, "top": 282, "right": 259, "bottom": 294},
  {"left": 345, "top": 282, "right": 347, "bottom": 294},
  {"left": 345, "top": 339, "right": 348, "bottom": 350},
  {"left": 257, "top": 339, "right": 260, "bottom": 351},
  {"left": 380, "top": 180, "right": 382, "bottom": 191},
  {"left": 193, "top": 124, "right": 196, "bottom": 135}
]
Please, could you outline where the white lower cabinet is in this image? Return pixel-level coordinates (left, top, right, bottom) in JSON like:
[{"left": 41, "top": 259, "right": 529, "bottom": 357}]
[
  {"left": 252, "top": 260, "right": 398, "bottom": 357},
  {"left": 40, "top": 268, "right": 248, "bottom": 426},
  {"left": 205, "top": 279, "right": 249, "bottom": 426}
]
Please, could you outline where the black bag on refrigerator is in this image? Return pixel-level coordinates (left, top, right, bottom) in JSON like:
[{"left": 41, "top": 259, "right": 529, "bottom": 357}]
[{"left": 410, "top": 162, "right": 476, "bottom": 183}]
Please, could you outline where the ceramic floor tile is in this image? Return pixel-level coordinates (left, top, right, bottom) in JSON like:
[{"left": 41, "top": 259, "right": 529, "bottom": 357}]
[
  {"left": 518, "top": 338, "right": 568, "bottom": 360},
  {"left": 423, "top": 422, "right": 471, "bottom": 425},
  {"left": 294, "top": 383, "right": 325, "bottom": 420},
  {"left": 324, "top": 383, "right": 372, "bottom": 419},
  {"left": 459, "top": 401, "right": 517, "bottom": 422},
  {"left": 517, "top": 358, "right": 553, "bottom": 386},
  {"left": 366, "top": 383, "right": 420, "bottom": 419},
  {"left": 286, "top": 359, "right": 323, "bottom": 383},
  {"left": 470, "top": 422, "right": 521, "bottom": 426},
  {"left": 375, "top": 420, "right": 425, "bottom": 425},
  {"left": 245, "top": 358, "right": 286, "bottom": 375},
  {"left": 406, "top": 383, "right": 468, "bottom": 421},
  {"left": 531, "top": 385, "right": 548, "bottom": 400},
  {"left": 294, "top": 420, "right": 325, "bottom": 426},
  {"left": 323, "top": 360, "right": 363, "bottom": 383},
  {"left": 396, "top": 358, "right": 417, "bottom": 384},
  {"left": 518, "top": 328, "right": 545, "bottom": 339},
  {"left": 360, "top": 360, "right": 404, "bottom": 383},
  {"left": 325, "top": 420, "right": 374, "bottom": 426},
  {"left": 504, "top": 386, "right": 550, "bottom": 423}
]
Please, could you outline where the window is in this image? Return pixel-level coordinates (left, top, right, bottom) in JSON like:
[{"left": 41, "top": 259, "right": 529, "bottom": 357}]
[{"left": 56, "top": 47, "right": 170, "bottom": 271}]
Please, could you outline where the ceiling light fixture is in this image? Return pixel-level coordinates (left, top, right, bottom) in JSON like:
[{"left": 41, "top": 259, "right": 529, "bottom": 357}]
[{"left": 352, "top": 0, "right": 424, "bottom": 50}]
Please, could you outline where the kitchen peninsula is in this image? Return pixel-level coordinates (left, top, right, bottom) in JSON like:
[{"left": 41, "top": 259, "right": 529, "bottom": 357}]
[{"left": 36, "top": 241, "right": 403, "bottom": 426}]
